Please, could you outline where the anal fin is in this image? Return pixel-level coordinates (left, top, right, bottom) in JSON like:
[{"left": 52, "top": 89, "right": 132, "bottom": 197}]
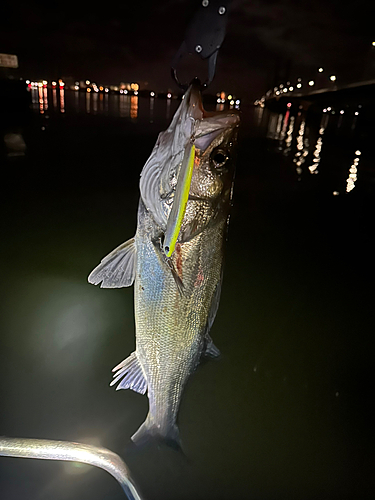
[{"left": 110, "top": 352, "right": 147, "bottom": 395}]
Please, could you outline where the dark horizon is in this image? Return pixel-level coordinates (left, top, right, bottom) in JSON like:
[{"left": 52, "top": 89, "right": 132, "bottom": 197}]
[{"left": 1, "top": 0, "right": 374, "bottom": 101}]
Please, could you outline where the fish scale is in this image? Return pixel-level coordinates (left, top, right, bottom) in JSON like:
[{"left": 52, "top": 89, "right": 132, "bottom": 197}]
[{"left": 134, "top": 201, "right": 224, "bottom": 434}]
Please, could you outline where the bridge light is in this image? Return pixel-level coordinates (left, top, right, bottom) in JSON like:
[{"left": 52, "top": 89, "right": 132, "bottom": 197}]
[
  {"left": 308, "top": 80, "right": 315, "bottom": 86},
  {"left": 330, "top": 75, "right": 336, "bottom": 82}
]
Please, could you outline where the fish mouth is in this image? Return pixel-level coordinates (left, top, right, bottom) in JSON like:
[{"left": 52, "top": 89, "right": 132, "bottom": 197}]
[
  {"left": 186, "top": 84, "right": 240, "bottom": 150},
  {"left": 162, "top": 85, "right": 239, "bottom": 257}
]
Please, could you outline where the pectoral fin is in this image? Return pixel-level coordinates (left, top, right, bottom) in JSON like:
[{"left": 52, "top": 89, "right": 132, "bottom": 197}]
[
  {"left": 110, "top": 352, "right": 147, "bottom": 395},
  {"left": 88, "top": 237, "right": 136, "bottom": 288}
]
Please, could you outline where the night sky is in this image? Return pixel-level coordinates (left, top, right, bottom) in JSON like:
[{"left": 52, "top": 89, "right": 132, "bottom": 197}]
[{"left": 1, "top": 0, "right": 374, "bottom": 100}]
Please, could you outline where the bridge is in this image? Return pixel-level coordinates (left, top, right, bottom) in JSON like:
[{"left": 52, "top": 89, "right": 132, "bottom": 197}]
[{"left": 257, "top": 79, "right": 375, "bottom": 113}]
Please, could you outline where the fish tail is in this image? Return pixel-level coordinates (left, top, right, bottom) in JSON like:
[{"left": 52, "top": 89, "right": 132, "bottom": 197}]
[{"left": 131, "top": 415, "right": 182, "bottom": 452}]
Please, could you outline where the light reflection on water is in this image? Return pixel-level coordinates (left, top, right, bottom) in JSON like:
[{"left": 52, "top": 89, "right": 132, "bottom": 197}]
[
  {"left": 27, "top": 88, "right": 180, "bottom": 123},
  {"left": 1, "top": 89, "right": 374, "bottom": 500},
  {"left": 262, "top": 104, "right": 368, "bottom": 194}
]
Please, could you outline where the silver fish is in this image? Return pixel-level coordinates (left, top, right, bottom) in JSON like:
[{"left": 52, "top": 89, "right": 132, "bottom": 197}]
[{"left": 88, "top": 83, "right": 240, "bottom": 447}]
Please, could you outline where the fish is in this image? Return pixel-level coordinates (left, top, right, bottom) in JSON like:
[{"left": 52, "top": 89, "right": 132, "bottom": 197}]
[{"left": 88, "top": 82, "right": 240, "bottom": 448}]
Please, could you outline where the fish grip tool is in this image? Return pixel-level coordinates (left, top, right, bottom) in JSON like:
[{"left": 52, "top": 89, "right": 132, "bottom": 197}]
[{"left": 171, "top": 0, "right": 232, "bottom": 90}]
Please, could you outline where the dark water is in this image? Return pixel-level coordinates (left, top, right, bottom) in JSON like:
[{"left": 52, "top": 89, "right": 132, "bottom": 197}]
[{"left": 1, "top": 88, "right": 374, "bottom": 500}]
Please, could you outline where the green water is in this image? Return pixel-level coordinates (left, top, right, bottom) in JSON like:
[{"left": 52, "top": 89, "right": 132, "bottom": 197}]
[{"left": 0, "top": 91, "right": 374, "bottom": 499}]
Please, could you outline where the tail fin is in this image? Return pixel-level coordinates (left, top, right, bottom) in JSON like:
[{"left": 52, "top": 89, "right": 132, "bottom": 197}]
[{"left": 131, "top": 416, "right": 182, "bottom": 452}]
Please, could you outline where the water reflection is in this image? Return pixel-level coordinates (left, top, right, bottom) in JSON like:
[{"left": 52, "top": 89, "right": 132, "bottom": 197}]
[
  {"left": 74, "top": 90, "right": 79, "bottom": 111},
  {"left": 38, "top": 86, "right": 44, "bottom": 114},
  {"left": 308, "top": 115, "right": 329, "bottom": 174},
  {"left": 92, "top": 92, "right": 98, "bottom": 114},
  {"left": 52, "top": 88, "right": 58, "bottom": 110},
  {"left": 264, "top": 104, "right": 369, "bottom": 194},
  {"left": 346, "top": 150, "right": 361, "bottom": 193},
  {"left": 266, "top": 113, "right": 280, "bottom": 139},
  {"left": 293, "top": 119, "right": 309, "bottom": 175},
  {"left": 166, "top": 98, "right": 171, "bottom": 120},
  {"left": 254, "top": 106, "right": 264, "bottom": 127},
  {"left": 130, "top": 95, "right": 138, "bottom": 119},
  {"left": 279, "top": 110, "right": 290, "bottom": 142},
  {"left": 119, "top": 95, "right": 130, "bottom": 118},
  {"left": 59, "top": 88, "right": 65, "bottom": 113},
  {"left": 149, "top": 97, "right": 154, "bottom": 123},
  {"left": 283, "top": 116, "right": 295, "bottom": 156},
  {"left": 27, "top": 88, "right": 181, "bottom": 122}
]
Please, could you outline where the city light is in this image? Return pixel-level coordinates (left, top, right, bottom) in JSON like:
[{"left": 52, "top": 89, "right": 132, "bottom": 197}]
[
  {"left": 318, "top": 67, "right": 324, "bottom": 72},
  {"left": 134, "top": 90, "right": 138, "bottom": 95},
  {"left": 275, "top": 90, "right": 280, "bottom": 95},
  {"left": 227, "top": 94, "right": 233, "bottom": 100},
  {"left": 283, "top": 88, "right": 287, "bottom": 93},
  {"left": 372, "top": 41, "right": 375, "bottom": 46},
  {"left": 296, "top": 83, "right": 302, "bottom": 88},
  {"left": 289, "top": 86, "right": 294, "bottom": 91},
  {"left": 340, "top": 110, "right": 344, "bottom": 114},
  {"left": 308, "top": 80, "right": 315, "bottom": 86},
  {"left": 150, "top": 91, "right": 155, "bottom": 97},
  {"left": 167, "top": 93, "right": 172, "bottom": 98},
  {"left": 52, "top": 81, "right": 57, "bottom": 87},
  {"left": 230, "top": 100, "right": 234, "bottom": 105},
  {"left": 355, "top": 111, "right": 359, "bottom": 116},
  {"left": 86, "top": 80, "right": 90, "bottom": 85},
  {"left": 330, "top": 75, "right": 336, "bottom": 81}
]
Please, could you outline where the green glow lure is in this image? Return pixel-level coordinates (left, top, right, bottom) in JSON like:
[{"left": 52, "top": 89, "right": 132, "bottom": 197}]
[{"left": 163, "top": 142, "right": 196, "bottom": 258}]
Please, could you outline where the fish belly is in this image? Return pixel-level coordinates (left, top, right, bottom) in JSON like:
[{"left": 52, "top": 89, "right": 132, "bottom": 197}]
[{"left": 133, "top": 201, "right": 224, "bottom": 438}]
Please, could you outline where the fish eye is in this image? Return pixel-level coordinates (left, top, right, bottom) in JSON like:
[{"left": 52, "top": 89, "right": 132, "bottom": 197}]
[{"left": 211, "top": 149, "right": 228, "bottom": 169}]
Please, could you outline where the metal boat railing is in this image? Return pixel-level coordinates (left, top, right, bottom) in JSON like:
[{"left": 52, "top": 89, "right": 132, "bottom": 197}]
[{"left": 0, "top": 436, "right": 143, "bottom": 500}]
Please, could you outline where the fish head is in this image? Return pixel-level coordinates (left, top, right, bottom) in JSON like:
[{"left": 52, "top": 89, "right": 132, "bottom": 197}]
[{"left": 139, "top": 83, "right": 240, "bottom": 240}]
